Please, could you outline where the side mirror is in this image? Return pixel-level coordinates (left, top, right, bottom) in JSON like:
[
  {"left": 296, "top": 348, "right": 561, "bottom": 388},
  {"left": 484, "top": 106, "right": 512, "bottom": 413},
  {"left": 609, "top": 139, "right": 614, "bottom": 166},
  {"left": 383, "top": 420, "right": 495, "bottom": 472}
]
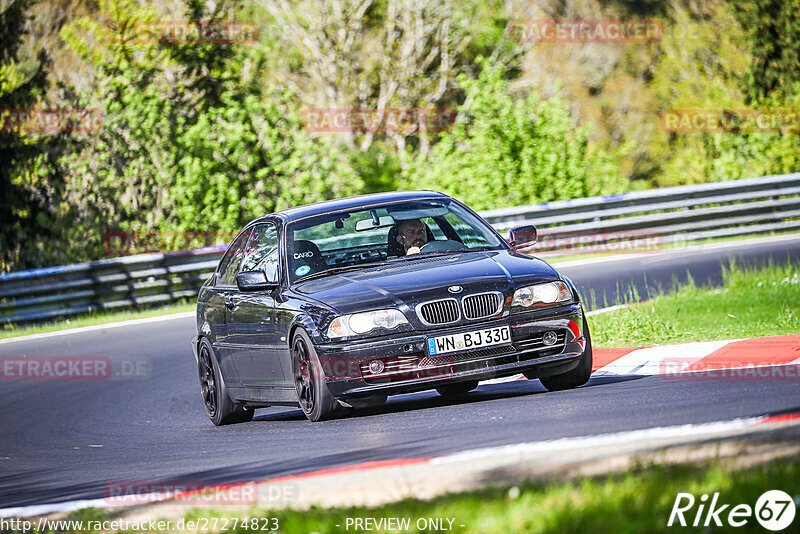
[
  {"left": 509, "top": 225, "right": 537, "bottom": 250},
  {"left": 236, "top": 270, "right": 278, "bottom": 291}
]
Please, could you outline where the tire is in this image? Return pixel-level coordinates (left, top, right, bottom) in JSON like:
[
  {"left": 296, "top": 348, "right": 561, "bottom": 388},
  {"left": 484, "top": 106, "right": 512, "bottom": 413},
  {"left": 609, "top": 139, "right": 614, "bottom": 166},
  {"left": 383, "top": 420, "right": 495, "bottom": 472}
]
[
  {"left": 291, "top": 329, "right": 340, "bottom": 422},
  {"left": 197, "top": 339, "right": 254, "bottom": 426},
  {"left": 539, "top": 316, "right": 593, "bottom": 392},
  {"left": 436, "top": 380, "right": 479, "bottom": 397}
]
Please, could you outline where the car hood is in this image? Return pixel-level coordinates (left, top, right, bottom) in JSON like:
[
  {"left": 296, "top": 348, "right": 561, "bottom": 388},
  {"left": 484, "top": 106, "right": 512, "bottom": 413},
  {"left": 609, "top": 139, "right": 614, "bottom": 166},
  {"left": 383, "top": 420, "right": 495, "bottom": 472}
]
[{"left": 292, "top": 250, "right": 560, "bottom": 315}]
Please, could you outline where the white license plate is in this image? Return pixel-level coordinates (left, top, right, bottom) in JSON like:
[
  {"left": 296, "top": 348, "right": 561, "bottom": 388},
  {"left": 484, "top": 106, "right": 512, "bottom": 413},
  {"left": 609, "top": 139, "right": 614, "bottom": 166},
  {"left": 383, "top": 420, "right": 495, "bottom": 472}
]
[{"left": 427, "top": 326, "right": 511, "bottom": 356}]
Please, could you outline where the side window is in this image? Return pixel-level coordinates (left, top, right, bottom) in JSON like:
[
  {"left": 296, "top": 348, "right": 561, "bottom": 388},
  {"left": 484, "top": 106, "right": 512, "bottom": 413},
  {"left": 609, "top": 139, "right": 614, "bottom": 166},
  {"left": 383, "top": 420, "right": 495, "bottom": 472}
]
[
  {"left": 241, "top": 223, "right": 279, "bottom": 283},
  {"left": 217, "top": 229, "right": 252, "bottom": 286}
]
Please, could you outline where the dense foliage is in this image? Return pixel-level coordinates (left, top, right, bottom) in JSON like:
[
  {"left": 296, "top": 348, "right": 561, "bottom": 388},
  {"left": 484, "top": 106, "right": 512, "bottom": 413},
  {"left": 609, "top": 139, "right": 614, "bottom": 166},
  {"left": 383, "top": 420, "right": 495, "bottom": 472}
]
[
  {"left": 730, "top": 0, "right": 800, "bottom": 103},
  {"left": 57, "top": 0, "right": 360, "bottom": 262},
  {"left": 1, "top": 0, "right": 799, "bottom": 271},
  {"left": 0, "top": 0, "right": 53, "bottom": 269},
  {"left": 408, "top": 62, "right": 629, "bottom": 209}
]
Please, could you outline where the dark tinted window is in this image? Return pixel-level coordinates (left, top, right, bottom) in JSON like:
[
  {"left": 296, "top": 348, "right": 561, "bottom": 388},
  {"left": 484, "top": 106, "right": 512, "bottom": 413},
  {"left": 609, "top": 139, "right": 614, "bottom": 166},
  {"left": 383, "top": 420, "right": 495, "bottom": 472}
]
[
  {"left": 241, "top": 223, "right": 279, "bottom": 283},
  {"left": 217, "top": 228, "right": 252, "bottom": 286},
  {"left": 286, "top": 199, "right": 503, "bottom": 283}
]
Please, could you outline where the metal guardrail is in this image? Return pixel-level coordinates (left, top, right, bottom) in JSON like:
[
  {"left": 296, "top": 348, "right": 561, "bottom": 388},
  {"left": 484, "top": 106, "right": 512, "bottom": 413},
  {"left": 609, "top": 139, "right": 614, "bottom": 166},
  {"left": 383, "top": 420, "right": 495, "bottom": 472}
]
[
  {"left": 0, "top": 247, "right": 225, "bottom": 324},
  {"left": 481, "top": 172, "right": 800, "bottom": 252},
  {"left": 2, "top": 173, "right": 799, "bottom": 325}
]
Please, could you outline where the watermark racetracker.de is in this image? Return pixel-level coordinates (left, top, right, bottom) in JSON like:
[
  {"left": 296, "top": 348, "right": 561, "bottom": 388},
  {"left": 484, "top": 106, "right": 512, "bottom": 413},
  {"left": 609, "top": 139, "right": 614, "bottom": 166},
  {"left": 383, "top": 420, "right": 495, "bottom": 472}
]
[
  {"left": 302, "top": 108, "right": 457, "bottom": 133},
  {"left": 660, "top": 358, "right": 800, "bottom": 382},
  {"left": 661, "top": 109, "right": 800, "bottom": 133},
  {"left": 1, "top": 357, "right": 151, "bottom": 381},
  {"left": 0, "top": 108, "right": 102, "bottom": 134},
  {"left": 103, "top": 20, "right": 259, "bottom": 45},
  {"left": 532, "top": 230, "right": 666, "bottom": 256},
  {"left": 0, "top": 516, "right": 280, "bottom": 533},
  {"left": 104, "top": 481, "right": 297, "bottom": 514},
  {"left": 104, "top": 481, "right": 268, "bottom": 506},
  {"left": 507, "top": 19, "right": 663, "bottom": 43}
]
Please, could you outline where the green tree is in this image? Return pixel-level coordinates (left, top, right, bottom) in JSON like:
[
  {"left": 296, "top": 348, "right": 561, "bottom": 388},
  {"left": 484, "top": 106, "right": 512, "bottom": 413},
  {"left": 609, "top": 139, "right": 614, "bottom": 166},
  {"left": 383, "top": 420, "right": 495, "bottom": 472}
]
[
  {"left": 729, "top": 0, "right": 800, "bottom": 103},
  {"left": 0, "top": 0, "right": 52, "bottom": 271},
  {"left": 59, "top": 0, "right": 360, "bottom": 256},
  {"left": 645, "top": 1, "right": 799, "bottom": 185},
  {"left": 407, "top": 61, "right": 628, "bottom": 209}
]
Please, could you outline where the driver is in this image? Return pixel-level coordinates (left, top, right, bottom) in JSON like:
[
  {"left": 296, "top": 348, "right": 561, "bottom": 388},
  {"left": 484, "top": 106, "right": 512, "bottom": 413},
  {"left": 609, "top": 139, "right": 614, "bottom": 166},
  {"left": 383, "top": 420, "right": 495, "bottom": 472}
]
[{"left": 396, "top": 218, "right": 428, "bottom": 255}]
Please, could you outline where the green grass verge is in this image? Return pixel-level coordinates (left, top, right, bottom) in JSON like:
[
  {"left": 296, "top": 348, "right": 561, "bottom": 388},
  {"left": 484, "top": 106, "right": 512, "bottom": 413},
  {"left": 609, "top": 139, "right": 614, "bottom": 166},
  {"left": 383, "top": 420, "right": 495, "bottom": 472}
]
[
  {"left": 588, "top": 261, "right": 800, "bottom": 347},
  {"left": 0, "top": 301, "right": 195, "bottom": 340},
  {"left": 58, "top": 454, "right": 800, "bottom": 533}
]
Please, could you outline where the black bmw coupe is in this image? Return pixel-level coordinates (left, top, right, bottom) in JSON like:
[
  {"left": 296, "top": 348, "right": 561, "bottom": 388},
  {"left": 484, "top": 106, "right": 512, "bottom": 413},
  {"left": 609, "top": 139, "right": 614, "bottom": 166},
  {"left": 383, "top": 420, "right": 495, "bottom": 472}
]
[{"left": 193, "top": 191, "right": 592, "bottom": 424}]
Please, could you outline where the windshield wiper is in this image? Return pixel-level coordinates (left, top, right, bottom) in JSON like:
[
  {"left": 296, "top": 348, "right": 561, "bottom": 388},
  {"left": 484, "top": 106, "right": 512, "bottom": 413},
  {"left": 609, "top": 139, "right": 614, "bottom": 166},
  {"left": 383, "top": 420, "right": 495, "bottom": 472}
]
[
  {"left": 387, "top": 247, "right": 497, "bottom": 260},
  {"left": 456, "top": 246, "right": 499, "bottom": 252},
  {"left": 294, "top": 261, "right": 391, "bottom": 283},
  {"left": 294, "top": 248, "right": 496, "bottom": 283},
  {"left": 385, "top": 250, "right": 460, "bottom": 262}
]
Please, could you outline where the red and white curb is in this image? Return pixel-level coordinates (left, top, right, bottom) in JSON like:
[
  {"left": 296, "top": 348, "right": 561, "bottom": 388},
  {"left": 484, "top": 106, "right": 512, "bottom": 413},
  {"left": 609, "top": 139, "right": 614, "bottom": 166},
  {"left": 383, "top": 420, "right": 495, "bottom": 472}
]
[
  {"left": 482, "top": 335, "right": 800, "bottom": 385},
  {"left": 592, "top": 335, "right": 800, "bottom": 377}
]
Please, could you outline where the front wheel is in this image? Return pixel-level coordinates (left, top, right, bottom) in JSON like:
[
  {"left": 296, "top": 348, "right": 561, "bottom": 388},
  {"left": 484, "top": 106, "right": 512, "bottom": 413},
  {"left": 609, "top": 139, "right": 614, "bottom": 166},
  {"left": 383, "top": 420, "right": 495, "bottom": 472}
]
[
  {"left": 292, "top": 329, "right": 341, "bottom": 422},
  {"left": 197, "top": 339, "right": 253, "bottom": 426},
  {"left": 539, "top": 316, "right": 593, "bottom": 392}
]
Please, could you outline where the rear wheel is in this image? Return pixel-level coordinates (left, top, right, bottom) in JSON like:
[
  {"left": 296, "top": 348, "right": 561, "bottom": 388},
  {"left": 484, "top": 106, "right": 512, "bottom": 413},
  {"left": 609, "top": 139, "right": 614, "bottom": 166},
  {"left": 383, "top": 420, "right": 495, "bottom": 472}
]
[
  {"left": 292, "top": 329, "right": 340, "bottom": 422},
  {"left": 197, "top": 339, "right": 254, "bottom": 425},
  {"left": 436, "top": 380, "right": 479, "bottom": 397},
  {"left": 539, "top": 317, "right": 593, "bottom": 392}
]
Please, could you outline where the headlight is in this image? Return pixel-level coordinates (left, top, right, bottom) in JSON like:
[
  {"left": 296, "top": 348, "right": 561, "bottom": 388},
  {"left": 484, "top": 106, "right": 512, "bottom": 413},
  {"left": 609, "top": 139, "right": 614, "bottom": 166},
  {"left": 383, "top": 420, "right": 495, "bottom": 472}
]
[
  {"left": 512, "top": 281, "right": 572, "bottom": 309},
  {"left": 327, "top": 309, "right": 409, "bottom": 338}
]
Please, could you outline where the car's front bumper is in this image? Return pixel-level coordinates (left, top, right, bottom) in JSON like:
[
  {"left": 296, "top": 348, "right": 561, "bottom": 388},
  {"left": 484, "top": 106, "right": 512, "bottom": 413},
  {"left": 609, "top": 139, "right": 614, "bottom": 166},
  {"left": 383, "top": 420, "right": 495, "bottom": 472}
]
[{"left": 315, "top": 304, "right": 586, "bottom": 399}]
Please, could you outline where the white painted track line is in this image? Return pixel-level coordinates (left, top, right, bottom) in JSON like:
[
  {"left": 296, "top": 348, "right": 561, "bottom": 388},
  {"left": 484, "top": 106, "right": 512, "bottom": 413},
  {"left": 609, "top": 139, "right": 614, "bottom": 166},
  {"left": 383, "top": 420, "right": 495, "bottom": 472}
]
[{"left": 0, "top": 312, "right": 195, "bottom": 345}]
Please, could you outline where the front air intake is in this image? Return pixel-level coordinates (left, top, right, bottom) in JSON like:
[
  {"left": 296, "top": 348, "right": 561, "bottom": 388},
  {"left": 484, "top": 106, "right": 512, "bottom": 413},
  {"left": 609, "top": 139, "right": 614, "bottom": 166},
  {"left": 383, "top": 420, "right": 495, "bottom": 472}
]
[
  {"left": 462, "top": 291, "right": 503, "bottom": 320},
  {"left": 417, "top": 299, "right": 459, "bottom": 325}
]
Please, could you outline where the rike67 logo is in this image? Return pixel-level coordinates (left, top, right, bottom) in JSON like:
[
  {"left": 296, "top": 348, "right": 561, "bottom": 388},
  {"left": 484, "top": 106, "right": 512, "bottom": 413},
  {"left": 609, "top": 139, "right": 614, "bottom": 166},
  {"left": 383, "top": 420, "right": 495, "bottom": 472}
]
[{"left": 669, "top": 490, "right": 796, "bottom": 531}]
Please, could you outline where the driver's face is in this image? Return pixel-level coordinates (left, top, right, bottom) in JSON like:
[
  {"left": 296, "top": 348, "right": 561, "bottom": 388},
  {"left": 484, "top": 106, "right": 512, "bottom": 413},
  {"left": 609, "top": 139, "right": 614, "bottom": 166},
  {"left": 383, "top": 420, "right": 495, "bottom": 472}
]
[{"left": 397, "top": 220, "right": 427, "bottom": 252}]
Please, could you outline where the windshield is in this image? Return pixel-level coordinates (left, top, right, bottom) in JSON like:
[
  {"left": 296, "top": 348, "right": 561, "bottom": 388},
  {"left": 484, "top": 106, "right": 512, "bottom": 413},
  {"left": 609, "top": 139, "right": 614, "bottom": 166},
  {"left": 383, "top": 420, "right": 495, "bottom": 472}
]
[{"left": 286, "top": 199, "right": 504, "bottom": 283}]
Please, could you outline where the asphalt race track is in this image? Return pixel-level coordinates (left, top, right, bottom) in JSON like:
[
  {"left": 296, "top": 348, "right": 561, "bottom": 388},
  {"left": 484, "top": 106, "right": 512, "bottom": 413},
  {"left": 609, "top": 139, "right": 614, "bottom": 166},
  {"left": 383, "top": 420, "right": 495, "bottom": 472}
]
[{"left": 1, "top": 236, "right": 799, "bottom": 509}]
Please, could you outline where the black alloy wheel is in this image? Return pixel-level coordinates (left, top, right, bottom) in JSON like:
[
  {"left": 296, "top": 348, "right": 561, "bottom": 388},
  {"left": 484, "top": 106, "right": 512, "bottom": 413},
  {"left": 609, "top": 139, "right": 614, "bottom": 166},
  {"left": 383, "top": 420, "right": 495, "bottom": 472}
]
[
  {"left": 291, "top": 329, "right": 340, "bottom": 422},
  {"left": 292, "top": 334, "right": 315, "bottom": 414},
  {"left": 197, "top": 339, "right": 253, "bottom": 425},
  {"left": 198, "top": 344, "right": 217, "bottom": 418}
]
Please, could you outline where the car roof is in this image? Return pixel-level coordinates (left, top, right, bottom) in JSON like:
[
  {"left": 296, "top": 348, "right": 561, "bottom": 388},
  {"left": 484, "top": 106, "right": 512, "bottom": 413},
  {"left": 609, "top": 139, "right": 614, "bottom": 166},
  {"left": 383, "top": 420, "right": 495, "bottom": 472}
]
[{"left": 263, "top": 190, "right": 451, "bottom": 223}]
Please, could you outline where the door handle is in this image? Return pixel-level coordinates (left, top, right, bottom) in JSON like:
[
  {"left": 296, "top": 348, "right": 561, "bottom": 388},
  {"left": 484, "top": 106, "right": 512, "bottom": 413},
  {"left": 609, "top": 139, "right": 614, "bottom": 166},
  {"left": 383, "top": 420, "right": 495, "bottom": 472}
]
[{"left": 225, "top": 298, "right": 236, "bottom": 310}]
